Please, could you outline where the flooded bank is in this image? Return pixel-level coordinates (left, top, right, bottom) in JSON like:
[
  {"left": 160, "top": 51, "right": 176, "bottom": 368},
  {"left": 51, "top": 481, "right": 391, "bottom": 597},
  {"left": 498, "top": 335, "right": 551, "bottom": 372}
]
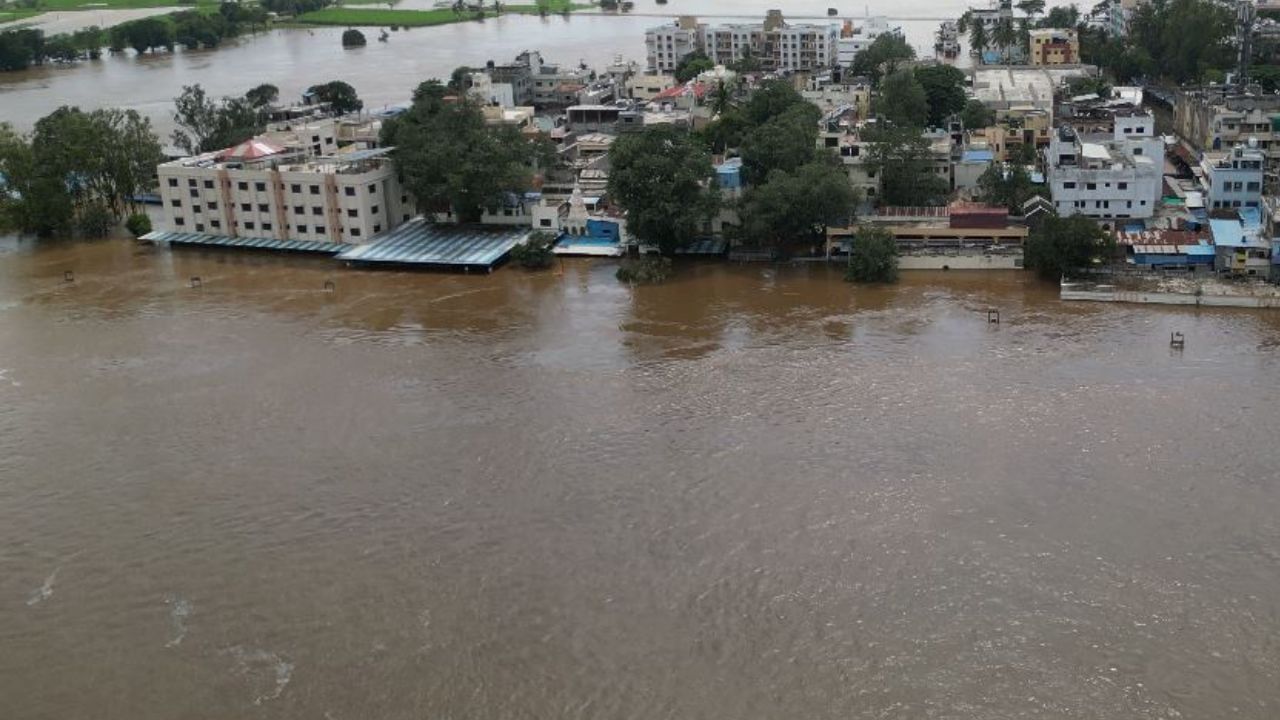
[{"left": 2, "top": 236, "right": 1280, "bottom": 718}]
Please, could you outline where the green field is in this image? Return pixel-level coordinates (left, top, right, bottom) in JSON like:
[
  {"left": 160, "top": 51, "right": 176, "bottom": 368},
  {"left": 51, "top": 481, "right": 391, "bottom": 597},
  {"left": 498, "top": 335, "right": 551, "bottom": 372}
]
[
  {"left": 296, "top": 1, "right": 590, "bottom": 27},
  {"left": 0, "top": 9, "right": 44, "bottom": 22}
]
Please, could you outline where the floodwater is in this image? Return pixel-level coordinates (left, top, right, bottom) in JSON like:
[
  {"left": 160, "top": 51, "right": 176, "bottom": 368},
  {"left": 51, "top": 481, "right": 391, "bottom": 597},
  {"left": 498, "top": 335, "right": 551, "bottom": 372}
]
[
  {"left": 0, "top": 0, "right": 968, "bottom": 137},
  {"left": 2, "top": 235, "right": 1280, "bottom": 719}
]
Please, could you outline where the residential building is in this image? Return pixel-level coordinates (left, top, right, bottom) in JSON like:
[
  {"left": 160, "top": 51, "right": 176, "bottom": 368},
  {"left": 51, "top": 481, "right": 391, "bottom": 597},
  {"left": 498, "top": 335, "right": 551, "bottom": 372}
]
[
  {"left": 954, "top": 147, "right": 995, "bottom": 192},
  {"left": 1174, "top": 86, "right": 1280, "bottom": 182},
  {"left": 468, "top": 71, "right": 516, "bottom": 108},
  {"left": 157, "top": 141, "right": 412, "bottom": 244},
  {"left": 802, "top": 74, "right": 872, "bottom": 120},
  {"left": 836, "top": 16, "right": 892, "bottom": 67},
  {"left": 645, "top": 16, "right": 703, "bottom": 72},
  {"left": 1202, "top": 141, "right": 1265, "bottom": 210},
  {"left": 1028, "top": 28, "right": 1079, "bottom": 66},
  {"left": 628, "top": 72, "right": 677, "bottom": 100},
  {"left": 1046, "top": 125, "right": 1160, "bottom": 223},
  {"left": 487, "top": 58, "right": 535, "bottom": 106},
  {"left": 1210, "top": 216, "right": 1272, "bottom": 277}
]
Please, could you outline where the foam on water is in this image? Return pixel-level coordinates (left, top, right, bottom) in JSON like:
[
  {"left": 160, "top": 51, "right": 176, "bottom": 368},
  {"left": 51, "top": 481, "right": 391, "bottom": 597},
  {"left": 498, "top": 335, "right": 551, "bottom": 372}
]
[
  {"left": 226, "top": 646, "right": 293, "bottom": 705},
  {"left": 164, "top": 595, "right": 192, "bottom": 647},
  {"left": 25, "top": 566, "right": 59, "bottom": 607}
]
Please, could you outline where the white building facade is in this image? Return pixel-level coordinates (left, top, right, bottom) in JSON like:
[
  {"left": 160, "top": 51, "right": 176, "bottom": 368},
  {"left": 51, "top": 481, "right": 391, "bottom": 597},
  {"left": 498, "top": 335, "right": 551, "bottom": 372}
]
[{"left": 1203, "top": 142, "right": 1265, "bottom": 210}]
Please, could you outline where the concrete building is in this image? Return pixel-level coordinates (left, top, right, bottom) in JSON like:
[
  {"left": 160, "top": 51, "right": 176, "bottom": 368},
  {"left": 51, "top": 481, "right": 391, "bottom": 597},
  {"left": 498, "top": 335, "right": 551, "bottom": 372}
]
[
  {"left": 1046, "top": 125, "right": 1160, "bottom": 223},
  {"left": 1174, "top": 87, "right": 1280, "bottom": 183},
  {"left": 954, "top": 148, "right": 995, "bottom": 192},
  {"left": 645, "top": 12, "right": 838, "bottom": 75},
  {"left": 645, "top": 16, "right": 703, "bottom": 72},
  {"left": 802, "top": 74, "right": 872, "bottom": 120},
  {"left": 628, "top": 72, "right": 677, "bottom": 100},
  {"left": 836, "top": 16, "right": 892, "bottom": 67},
  {"left": 1202, "top": 142, "right": 1265, "bottom": 210},
  {"left": 827, "top": 203, "right": 1029, "bottom": 269},
  {"left": 158, "top": 142, "right": 412, "bottom": 244},
  {"left": 1028, "top": 28, "right": 1079, "bottom": 65}
]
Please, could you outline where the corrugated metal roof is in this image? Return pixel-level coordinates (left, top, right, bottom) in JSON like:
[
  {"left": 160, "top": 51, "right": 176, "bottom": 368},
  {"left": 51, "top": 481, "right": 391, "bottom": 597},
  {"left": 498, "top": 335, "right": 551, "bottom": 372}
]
[
  {"left": 1209, "top": 219, "right": 1247, "bottom": 247},
  {"left": 335, "top": 220, "right": 528, "bottom": 267},
  {"left": 141, "top": 231, "right": 347, "bottom": 254}
]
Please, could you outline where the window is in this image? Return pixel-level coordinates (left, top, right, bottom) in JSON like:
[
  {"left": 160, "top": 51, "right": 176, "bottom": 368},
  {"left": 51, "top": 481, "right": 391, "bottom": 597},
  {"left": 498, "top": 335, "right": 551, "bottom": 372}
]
[
  {"left": 188, "top": 178, "right": 197, "bottom": 187},
  {"left": 347, "top": 208, "right": 358, "bottom": 218},
  {"left": 316, "top": 226, "right": 326, "bottom": 235},
  {"left": 238, "top": 181, "right": 248, "bottom": 191},
  {"left": 240, "top": 203, "right": 251, "bottom": 212},
  {"left": 244, "top": 221, "right": 255, "bottom": 230},
  {"left": 189, "top": 188, "right": 199, "bottom": 198},
  {"left": 373, "top": 224, "right": 381, "bottom": 234},
  {"left": 312, "top": 207, "right": 323, "bottom": 216},
  {"left": 170, "top": 199, "right": 182, "bottom": 208},
  {"left": 195, "top": 223, "right": 204, "bottom": 232},
  {"left": 540, "top": 218, "right": 553, "bottom": 227},
  {"left": 368, "top": 184, "right": 377, "bottom": 193},
  {"left": 193, "top": 204, "right": 202, "bottom": 214},
  {"left": 1117, "top": 182, "right": 1128, "bottom": 190},
  {"left": 350, "top": 228, "right": 361, "bottom": 237},
  {"left": 208, "top": 201, "right": 218, "bottom": 210},
  {"left": 210, "top": 220, "right": 221, "bottom": 229},
  {"left": 1248, "top": 182, "right": 1261, "bottom": 192},
  {"left": 1133, "top": 148, "right": 1143, "bottom": 156},
  {"left": 1063, "top": 182, "right": 1076, "bottom": 189},
  {"left": 203, "top": 179, "right": 214, "bottom": 189},
  {"left": 371, "top": 205, "right": 379, "bottom": 215},
  {"left": 296, "top": 225, "right": 307, "bottom": 234},
  {"left": 175, "top": 217, "right": 185, "bottom": 226},
  {"left": 291, "top": 184, "right": 302, "bottom": 193},
  {"left": 344, "top": 187, "right": 355, "bottom": 197},
  {"left": 168, "top": 178, "right": 178, "bottom": 188},
  {"left": 258, "top": 203, "right": 268, "bottom": 213},
  {"left": 325, "top": 137, "right": 334, "bottom": 145},
  {"left": 262, "top": 222, "right": 272, "bottom": 231},
  {"left": 311, "top": 135, "right": 320, "bottom": 143},
  {"left": 293, "top": 205, "right": 304, "bottom": 215},
  {"left": 1086, "top": 182, "right": 1097, "bottom": 190},
  {"left": 255, "top": 182, "right": 266, "bottom": 192},
  {"left": 310, "top": 185, "right": 320, "bottom": 195}
]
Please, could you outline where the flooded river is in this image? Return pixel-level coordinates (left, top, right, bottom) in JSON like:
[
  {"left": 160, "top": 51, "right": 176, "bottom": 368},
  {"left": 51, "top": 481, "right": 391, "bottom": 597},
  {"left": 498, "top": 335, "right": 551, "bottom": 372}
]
[
  {"left": 2, "top": 236, "right": 1279, "bottom": 718},
  {"left": 0, "top": 0, "right": 968, "bottom": 136}
]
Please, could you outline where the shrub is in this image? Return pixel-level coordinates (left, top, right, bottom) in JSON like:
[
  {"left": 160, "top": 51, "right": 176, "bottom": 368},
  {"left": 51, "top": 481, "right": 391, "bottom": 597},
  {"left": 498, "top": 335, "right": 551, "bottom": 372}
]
[
  {"left": 125, "top": 212, "right": 152, "bottom": 238},
  {"left": 341, "top": 28, "right": 366, "bottom": 47},
  {"left": 77, "top": 202, "right": 116, "bottom": 238},
  {"left": 616, "top": 255, "right": 673, "bottom": 284},
  {"left": 509, "top": 230, "right": 556, "bottom": 269}
]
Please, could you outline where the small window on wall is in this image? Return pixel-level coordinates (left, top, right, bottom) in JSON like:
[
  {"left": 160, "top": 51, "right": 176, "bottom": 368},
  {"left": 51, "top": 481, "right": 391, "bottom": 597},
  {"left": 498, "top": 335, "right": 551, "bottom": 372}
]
[{"left": 345, "top": 187, "right": 355, "bottom": 197}]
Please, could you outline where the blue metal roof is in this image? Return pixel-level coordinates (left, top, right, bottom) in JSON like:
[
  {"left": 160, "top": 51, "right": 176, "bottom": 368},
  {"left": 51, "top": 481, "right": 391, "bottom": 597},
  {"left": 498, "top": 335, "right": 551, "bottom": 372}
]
[
  {"left": 1209, "top": 219, "right": 1247, "bottom": 247},
  {"left": 961, "top": 150, "right": 994, "bottom": 163},
  {"left": 1183, "top": 244, "right": 1216, "bottom": 256},
  {"left": 335, "top": 220, "right": 529, "bottom": 268},
  {"left": 1238, "top": 206, "right": 1262, "bottom": 230},
  {"left": 141, "top": 230, "right": 347, "bottom": 254}
]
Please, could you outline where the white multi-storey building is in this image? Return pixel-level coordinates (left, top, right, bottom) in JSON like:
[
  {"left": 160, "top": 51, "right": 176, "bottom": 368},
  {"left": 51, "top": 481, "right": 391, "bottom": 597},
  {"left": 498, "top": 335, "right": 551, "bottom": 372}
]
[
  {"left": 1046, "top": 104, "right": 1164, "bottom": 223},
  {"left": 645, "top": 11, "right": 838, "bottom": 74},
  {"left": 1203, "top": 141, "right": 1266, "bottom": 210},
  {"left": 836, "top": 16, "right": 892, "bottom": 67},
  {"left": 157, "top": 142, "right": 414, "bottom": 244}
]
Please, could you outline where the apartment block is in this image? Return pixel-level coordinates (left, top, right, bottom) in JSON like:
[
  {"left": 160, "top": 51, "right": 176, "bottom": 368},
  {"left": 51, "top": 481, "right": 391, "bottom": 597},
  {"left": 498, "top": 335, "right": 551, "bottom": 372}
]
[
  {"left": 1028, "top": 28, "right": 1079, "bottom": 65},
  {"left": 645, "top": 11, "right": 838, "bottom": 75},
  {"left": 1202, "top": 141, "right": 1265, "bottom": 210}
]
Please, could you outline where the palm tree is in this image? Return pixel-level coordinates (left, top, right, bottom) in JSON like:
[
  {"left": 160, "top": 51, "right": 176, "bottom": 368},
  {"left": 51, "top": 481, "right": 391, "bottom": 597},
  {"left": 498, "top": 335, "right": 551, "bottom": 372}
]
[
  {"left": 711, "top": 79, "right": 730, "bottom": 115},
  {"left": 957, "top": 9, "right": 973, "bottom": 33},
  {"left": 993, "top": 18, "right": 1017, "bottom": 63},
  {"left": 969, "top": 22, "right": 989, "bottom": 60}
]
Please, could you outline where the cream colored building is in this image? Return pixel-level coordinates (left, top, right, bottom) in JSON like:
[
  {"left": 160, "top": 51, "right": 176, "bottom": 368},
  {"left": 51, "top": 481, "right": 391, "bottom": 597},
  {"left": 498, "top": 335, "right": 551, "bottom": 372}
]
[{"left": 1028, "top": 28, "right": 1080, "bottom": 66}]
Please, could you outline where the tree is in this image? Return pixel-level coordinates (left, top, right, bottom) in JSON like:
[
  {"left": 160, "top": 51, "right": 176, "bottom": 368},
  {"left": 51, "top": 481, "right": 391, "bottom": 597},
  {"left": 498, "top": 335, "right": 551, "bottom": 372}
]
[
  {"left": 969, "top": 22, "right": 989, "bottom": 60},
  {"left": 607, "top": 124, "right": 718, "bottom": 255},
  {"left": 850, "top": 32, "right": 915, "bottom": 85},
  {"left": 510, "top": 230, "right": 556, "bottom": 269},
  {"left": 1038, "top": 5, "right": 1080, "bottom": 28},
  {"left": 1016, "top": 0, "right": 1046, "bottom": 17},
  {"left": 341, "top": 28, "right": 367, "bottom": 47},
  {"left": 245, "top": 83, "right": 279, "bottom": 108},
  {"left": 739, "top": 161, "right": 856, "bottom": 253},
  {"left": 308, "top": 80, "right": 363, "bottom": 115},
  {"left": 960, "top": 99, "right": 994, "bottom": 129},
  {"left": 125, "top": 212, "right": 152, "bottom": 238},
  {"left": 1024, "top": 214, "right": 1112, "bottom": 280},
  {"left": 976, "top": 164, "right": 1035, "bottom": 213},
  {"left": 864, "top": 126, "right": 949, "bottom": 207},
  {"left": 1126, "top": 0, "right": 1232, "bottom": 83},
  {"left": 845, "top": 226, "right": 899, "bottom": 283},
  {"left": 674, "top": 51, "right": 713, "bottom": 83},
  {"left": 616, "top": 255, "right": 673, "bottom": 283},
  {"left": 992, "top": 18, "right": 1019, "bottom": 62},
  {"left": 742, "top": 79, "right": 807, "bottom": 125},
  {"left": 914, "top": 65, "right": 967, "bottom": 128},
  {"left": 448, "top": 65, "right": 473, "bottom": 91},
  {"left": 739, "top": 103, "right": 820, "bottom": 185},
  {"left": 171, "top": 84, "right": 266, "bottom": 155},
  {"left": 385, "top": 81, "right": 551, "bottom": 223},
  {"left": 877, "top": 69, "right": 929, "bottom": 128}
]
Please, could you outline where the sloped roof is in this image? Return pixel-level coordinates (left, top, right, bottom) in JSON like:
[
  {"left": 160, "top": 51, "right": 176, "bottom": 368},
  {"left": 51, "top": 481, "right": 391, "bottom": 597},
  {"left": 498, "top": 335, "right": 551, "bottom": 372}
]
[{"left": 218, "top": 138, "right": 285, "bottom": 161}]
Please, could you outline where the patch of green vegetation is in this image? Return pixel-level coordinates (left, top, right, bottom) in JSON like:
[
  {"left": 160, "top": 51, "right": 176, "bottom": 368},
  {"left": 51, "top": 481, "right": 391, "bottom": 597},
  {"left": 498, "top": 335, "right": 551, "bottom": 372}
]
[
  {"left": 33, "top": 0, "right": 220, "bottom": 9},
  {"left": 295, "top": 0, "right": 589, "bottom": 27},
  {"left": 0, "top": 9, "right": 43, "bottom": 23}
]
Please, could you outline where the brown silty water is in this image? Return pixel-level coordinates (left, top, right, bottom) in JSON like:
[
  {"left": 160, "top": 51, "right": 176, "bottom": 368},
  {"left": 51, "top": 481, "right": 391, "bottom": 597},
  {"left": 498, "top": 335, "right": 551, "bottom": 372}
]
[{"left": 1, "top": 235, "right": 1279, "bottom": 718}]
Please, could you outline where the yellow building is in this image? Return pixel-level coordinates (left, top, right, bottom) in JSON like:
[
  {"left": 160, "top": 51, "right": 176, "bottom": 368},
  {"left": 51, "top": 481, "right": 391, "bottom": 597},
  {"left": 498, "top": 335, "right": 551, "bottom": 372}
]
[{"left": 1028, "top": 28, "right": 1079, "bottom": 66}]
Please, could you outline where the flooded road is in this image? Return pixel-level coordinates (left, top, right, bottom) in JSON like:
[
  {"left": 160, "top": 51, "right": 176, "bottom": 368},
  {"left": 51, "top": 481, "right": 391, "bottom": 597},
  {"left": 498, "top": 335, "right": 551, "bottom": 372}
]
[
  {"left": 0, "top": 0, "right": 967, "bottom": 136},
  {"left": 2, "top": 236, "right": 1279, "bottom": 718}
]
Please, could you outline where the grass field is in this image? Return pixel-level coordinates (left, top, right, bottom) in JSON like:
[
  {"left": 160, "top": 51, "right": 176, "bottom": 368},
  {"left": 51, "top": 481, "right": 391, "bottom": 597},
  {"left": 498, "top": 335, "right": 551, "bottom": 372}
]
[
  {"left": 296, "top": 0, "right": 590, "bottom": 27},
  {"left": 0, "top": 9, "right": 45, "bottom": 23}
]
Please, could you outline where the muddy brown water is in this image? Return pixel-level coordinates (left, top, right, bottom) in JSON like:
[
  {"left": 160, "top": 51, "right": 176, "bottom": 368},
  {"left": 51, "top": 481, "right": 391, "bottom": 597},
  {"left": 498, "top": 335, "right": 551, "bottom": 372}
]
[{"left": 2, "top": 235, "right": 1279, "bottom": 718}]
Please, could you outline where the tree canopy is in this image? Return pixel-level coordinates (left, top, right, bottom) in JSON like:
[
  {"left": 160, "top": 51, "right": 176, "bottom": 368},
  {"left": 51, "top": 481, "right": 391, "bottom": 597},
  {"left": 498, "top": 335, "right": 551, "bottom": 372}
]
[
  {"left": 739, "top": 103, "right": 821, "bottom": 185},
  {"left": 384, "top": 80, "right": 552, "bottom": 223},
  {"left": 1125, "top": 0, "right": 1233, "bottom": 83},
  {"left": 864, "top": 126, "right": 949, "bottom": 207},
  {"left": 876, "top": 69, "right": 929, "bottom": 128},
  {"left": 739, "top": 161, "right": 857, "bottom": 252},
  {"left": 171, "top": 84, "right": 269, "bottom": 155},
  {"left": 844, "top": 226, "right": 899, "bottom": 283},
  {"left": 976, "top": 164, "right": 1037, "bottom": 213},
  {"left": 1024, "top": 214, "right": 1113, "bottom": 280},
  {"left": 849, "top": 32, "right": 915, "bottom": 85},
  {"left": 607, "top": 124, "right": 719, "bottom": 255},
  {"left": 960, "top": 99, "right": 995, "bottom": 130},
  {"left": 308, "top": 80, "right": 363, "bottom": 115},
  {"left": 674, "top": 51, "right": 714, "bottom": 83},
  {"left": 914, "top": 65, "right": 967, "bottom": 128},
  {"left": 0, "top": 108, "right": 161, "bottom": 236}
]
